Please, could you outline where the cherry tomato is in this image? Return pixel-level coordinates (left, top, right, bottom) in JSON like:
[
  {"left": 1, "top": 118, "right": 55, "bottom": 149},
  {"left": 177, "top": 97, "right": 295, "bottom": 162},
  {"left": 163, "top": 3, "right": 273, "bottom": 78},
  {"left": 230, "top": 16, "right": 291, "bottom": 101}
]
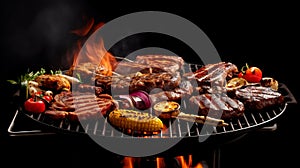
[
  {"left": 42, "top": 95, "right": 53, "bottom": 103},
  {"left": 243, "top": 67, "right": 263, "bottom": 83},
  {"left": 24, "top": 97, "right": 46, "bottom": 113},
  {"left": 238, "top": 72, "right": 244, "bottom": 78}
]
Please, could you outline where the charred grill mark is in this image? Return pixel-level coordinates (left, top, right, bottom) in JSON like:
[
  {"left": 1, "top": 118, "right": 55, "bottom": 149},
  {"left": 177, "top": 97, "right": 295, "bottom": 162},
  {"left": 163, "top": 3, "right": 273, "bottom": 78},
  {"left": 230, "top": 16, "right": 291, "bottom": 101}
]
[{"left": 189, "top": 93, "right": 245, "bottom": 120}]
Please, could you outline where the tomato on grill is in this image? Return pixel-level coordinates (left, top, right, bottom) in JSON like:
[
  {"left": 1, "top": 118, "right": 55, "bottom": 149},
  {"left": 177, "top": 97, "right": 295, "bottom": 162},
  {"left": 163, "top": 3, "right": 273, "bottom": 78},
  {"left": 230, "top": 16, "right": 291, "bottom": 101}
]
[
  {"left": 238, "top": 63, "right": 263, "bottom": 83},
  {"left": 24, "top": 97, "right": 46, "bottom": 113}
]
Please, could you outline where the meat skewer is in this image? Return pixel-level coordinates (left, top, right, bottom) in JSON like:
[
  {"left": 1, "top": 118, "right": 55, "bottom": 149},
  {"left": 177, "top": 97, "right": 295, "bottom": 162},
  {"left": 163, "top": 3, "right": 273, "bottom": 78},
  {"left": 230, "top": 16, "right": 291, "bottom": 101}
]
[
  {"left": 175, "top": 112, "right": 229, "bottom": 127},
  {"left": 153, "top": 100, "right": 228, "bottom": 127}
]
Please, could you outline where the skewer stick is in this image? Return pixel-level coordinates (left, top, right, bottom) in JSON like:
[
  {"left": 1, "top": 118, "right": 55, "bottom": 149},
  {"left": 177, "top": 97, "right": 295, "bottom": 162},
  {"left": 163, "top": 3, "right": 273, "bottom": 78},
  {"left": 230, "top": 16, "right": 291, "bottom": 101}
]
[{"left": 174, "top": 112, "right": 229, "bottom": 127}]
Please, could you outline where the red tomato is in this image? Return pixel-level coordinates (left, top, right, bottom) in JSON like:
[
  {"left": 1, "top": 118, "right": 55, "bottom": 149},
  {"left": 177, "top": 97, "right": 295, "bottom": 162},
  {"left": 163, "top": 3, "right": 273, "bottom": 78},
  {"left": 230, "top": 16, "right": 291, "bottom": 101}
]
[
  {"left": 243, "top": 67, "right": 263, "bottom": 83},
  {"left": 238, "top": 72, "right": 244, "bottom": 78},
  {"left": 42, "top": 95, "right": 53, "bottom": 102},
  {"left": 24, "top": 98, "right": 46, "bottom": 113}
]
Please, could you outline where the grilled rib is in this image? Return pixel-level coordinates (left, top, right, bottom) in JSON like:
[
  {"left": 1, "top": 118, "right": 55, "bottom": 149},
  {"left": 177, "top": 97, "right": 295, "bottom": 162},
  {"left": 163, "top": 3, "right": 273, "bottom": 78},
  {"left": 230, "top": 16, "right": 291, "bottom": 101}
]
[
  {"left": 183, "top": 62, "right": 238, "bottom": 93},
  {"left": 108, "top": 109, "right": 163, "bottom": 134},
  {"left": 189, "top": 93, "right": 245, "bottom": 120}
]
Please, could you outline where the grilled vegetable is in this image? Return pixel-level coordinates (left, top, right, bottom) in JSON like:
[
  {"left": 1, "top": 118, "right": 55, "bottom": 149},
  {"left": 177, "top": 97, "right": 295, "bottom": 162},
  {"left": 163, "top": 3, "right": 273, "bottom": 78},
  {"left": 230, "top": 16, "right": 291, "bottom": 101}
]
[
  {"left": 226, "top": 77, "right": 248, "bottom": 91},
  {"left": 153, "top": 101, "right": 181, "bottom": 119},
  {"left": 108, "top": 109, "right": 163, "bottom": 133},
  {"left": 260, "top": 77, "right": 278, "bottom": 91}
]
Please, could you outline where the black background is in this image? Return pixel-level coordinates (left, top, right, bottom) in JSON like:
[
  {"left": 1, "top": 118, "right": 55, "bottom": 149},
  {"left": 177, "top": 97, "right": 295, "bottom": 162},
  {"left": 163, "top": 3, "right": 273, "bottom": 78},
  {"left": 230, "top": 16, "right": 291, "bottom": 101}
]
[{"left": 0, "top": 1, "right": 299, "bottom": 168}]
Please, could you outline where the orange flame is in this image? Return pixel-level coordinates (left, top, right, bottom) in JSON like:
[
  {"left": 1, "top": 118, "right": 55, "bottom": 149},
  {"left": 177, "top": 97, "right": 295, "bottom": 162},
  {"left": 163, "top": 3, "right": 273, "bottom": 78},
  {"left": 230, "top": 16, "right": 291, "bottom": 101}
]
[
  {"left": 122, "top": 155, "right": 204, "bottom": 168},
  {"left": 156, "top": 155, "right": 204, "bottom": 168},
  {"left": 123, "top": 157, "right": 141, "bottom": 168},
  {"left": 68, "top": 17, "right": 116, "bottom": 76},
  {"left": 175, "top": 155, "right": 203, "bottom": 168}
]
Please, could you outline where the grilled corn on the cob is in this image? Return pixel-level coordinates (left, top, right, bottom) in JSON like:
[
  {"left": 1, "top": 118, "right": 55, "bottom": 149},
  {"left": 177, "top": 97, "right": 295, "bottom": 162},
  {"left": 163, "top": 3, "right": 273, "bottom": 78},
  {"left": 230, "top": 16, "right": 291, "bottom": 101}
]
[{"left": 108, "top": 109, "right": 163, "bottom": 133}]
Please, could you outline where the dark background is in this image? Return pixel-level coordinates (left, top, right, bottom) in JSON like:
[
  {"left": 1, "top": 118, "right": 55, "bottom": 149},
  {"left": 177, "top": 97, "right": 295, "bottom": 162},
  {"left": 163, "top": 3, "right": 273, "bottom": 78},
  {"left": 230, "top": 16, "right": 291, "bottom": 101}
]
[{"left": 0, "top": 1, "right": 298, "bottom": 168}]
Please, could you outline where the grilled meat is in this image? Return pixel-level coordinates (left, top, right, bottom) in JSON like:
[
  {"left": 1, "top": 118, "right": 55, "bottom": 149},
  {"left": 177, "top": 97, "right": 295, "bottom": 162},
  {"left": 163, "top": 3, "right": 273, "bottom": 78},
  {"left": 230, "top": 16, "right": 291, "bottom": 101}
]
[
  {"left": 114, "top": 55, "right": 184, "bottom": 75},
  {"left": 45, "top": 91, "right": 117, "bottom": 121},
  {"left": 94, "top": 71, "right": 181, "bottom": 95},
  {"left": 234, "top": 86, "right": 285, "bottom": 110},
  {"left": 135, "top": 55, "right": 185, "bottom": 73},
  {"left": 34, "top": 74, "right": 71, "bottom": 93},
  {"left": 149, "top": 80, "right": 194, "bottom": 104},
  {"left": 114, "top": 61, "right": 155, "bottom": 75},
  {"left": 74, "top": 83, "right": 104, "bottom": 95},
  {"left": 189, "top": 93, "right": 245, "bottom": 120},
  {"left": 130, "top": 71, "right": 181, "bottom": 93},
  {"left": 184, "top": 62, "right": 238, "bottom": 93}
]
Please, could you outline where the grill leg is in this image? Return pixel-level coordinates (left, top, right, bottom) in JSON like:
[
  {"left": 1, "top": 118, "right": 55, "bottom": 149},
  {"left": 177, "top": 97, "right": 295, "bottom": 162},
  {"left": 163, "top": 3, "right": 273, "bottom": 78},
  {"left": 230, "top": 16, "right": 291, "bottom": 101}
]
[{"left": 212, "top": 147, "right": 221, "bottom": 168}]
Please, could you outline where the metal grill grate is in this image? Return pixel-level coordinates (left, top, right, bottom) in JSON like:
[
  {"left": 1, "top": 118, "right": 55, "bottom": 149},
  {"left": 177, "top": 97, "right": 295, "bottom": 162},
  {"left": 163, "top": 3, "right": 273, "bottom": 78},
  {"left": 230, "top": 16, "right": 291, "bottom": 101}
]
[{"left": 21, "top": 97, "right": 288, "bottom": 138}]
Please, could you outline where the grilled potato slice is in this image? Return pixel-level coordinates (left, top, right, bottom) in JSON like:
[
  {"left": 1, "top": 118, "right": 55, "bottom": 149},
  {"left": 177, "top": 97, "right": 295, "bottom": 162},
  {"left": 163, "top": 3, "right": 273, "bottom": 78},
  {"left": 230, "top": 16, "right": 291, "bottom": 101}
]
[{"left": 108, "top": 109, "right": 163, "bottom": 133}]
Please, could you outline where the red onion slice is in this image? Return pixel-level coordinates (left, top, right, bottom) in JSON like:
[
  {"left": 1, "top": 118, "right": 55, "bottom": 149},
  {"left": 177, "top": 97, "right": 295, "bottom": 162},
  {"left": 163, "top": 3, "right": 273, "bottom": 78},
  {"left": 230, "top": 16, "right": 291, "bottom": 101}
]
[{"left": 130, "top": 91, "right": 151, "bottom": 110}]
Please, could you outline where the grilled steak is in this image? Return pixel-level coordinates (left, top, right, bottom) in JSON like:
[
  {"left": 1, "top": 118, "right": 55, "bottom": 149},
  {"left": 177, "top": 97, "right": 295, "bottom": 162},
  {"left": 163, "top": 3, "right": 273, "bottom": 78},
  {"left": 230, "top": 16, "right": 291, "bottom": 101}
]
[
  {"left": 189, "top": 93, "right": 245, "bottom": 120},
  {"left": 45, "top": 91, "right": 117, "bottom": 121},
  {"left": 234, "top": 86, "right": 285, "bottom": 111}
]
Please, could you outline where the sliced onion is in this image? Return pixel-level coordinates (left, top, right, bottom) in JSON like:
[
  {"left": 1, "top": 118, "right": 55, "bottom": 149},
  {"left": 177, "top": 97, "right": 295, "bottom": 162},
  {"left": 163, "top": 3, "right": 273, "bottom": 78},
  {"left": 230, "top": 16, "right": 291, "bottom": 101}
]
[{"left": 130, "top": 91, "right": 151, "bottom": 110}]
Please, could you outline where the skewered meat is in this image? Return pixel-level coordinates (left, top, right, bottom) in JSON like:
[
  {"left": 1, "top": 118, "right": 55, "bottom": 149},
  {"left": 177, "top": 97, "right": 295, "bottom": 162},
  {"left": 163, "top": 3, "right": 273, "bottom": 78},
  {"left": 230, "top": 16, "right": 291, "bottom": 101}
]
[
  {"left": 234, "top": 85, "right": 285, "bottom": 111},
  {"left": 45, "top": 91, "right": 117, "bottom": 121},
  {"left": 189, "top": 93, "right": 245, "bottom": 120}
]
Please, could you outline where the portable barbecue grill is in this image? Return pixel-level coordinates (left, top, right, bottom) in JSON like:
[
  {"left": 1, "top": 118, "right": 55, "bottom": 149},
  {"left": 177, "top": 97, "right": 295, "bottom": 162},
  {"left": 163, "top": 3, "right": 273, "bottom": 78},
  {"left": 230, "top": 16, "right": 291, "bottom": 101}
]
[{"left": 7, "top": 58, "right": 297, "bottom": 168}]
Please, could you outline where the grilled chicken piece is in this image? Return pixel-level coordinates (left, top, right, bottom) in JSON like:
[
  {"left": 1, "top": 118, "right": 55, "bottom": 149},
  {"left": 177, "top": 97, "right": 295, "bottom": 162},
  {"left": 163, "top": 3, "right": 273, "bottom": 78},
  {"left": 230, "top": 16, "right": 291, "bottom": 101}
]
[
  {"left": 34, "top": 74, "right": 71, "bottom": 93},
  {"left": 234, "top": 85, "right": 285, "bottom": 111},
  {"left": 45, "top": 91, "right": 117, "bottom": 121},
  {"left": 189, "top": 93, "right": 245, "bottom": 120},
  {"left": 108, "top": 109, "right": 163, "bottom": 134}
]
